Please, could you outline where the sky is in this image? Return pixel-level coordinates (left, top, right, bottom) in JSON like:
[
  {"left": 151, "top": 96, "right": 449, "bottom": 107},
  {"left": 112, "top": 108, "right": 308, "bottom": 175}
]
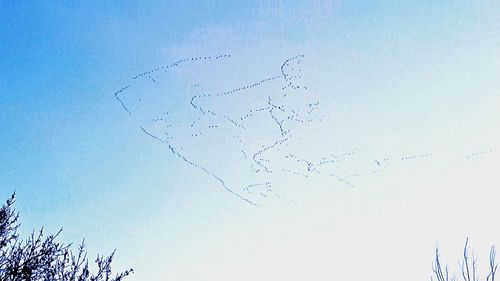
[{"left": 1, "top": 1, "right": 500, "bottom": 280}]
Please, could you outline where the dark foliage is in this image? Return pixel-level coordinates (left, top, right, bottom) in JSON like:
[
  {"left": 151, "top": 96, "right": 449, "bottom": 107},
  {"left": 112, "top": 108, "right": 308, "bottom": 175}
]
[
  {"left": 432, "top": 238, "right": 498, "bottom": 281},
  {"left": 0, "top": 193, "right": 133, "bottom": 281}
]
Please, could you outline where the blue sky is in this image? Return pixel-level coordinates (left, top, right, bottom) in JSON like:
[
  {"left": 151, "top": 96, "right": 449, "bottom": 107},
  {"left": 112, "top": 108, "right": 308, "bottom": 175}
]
[{"left": 1, "top": 1, "right": 500, "bottom": 280}]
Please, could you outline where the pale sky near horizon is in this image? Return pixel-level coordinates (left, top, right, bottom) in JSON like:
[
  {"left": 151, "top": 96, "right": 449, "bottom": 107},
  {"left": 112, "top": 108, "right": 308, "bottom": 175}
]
[{"left": 1, "top": 1, "right": 500, "bottom": 280}]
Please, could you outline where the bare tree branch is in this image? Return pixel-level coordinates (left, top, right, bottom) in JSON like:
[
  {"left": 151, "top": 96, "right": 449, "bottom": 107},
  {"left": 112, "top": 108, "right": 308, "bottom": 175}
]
[
  {"left": 487, "top": 246, "right": 498, "bottom": 281},
  {"left": 433, "top": 238, "right": 497, "bottom": 281}
]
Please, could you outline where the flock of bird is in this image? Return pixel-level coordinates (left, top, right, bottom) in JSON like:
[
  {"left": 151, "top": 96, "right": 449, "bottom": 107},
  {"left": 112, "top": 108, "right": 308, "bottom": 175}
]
[
  {"left": 466, "top": 149, "right": 494, "bottom": 161},
  {"left": 114, "top": 53, "right": 495, "bottom": 206}
]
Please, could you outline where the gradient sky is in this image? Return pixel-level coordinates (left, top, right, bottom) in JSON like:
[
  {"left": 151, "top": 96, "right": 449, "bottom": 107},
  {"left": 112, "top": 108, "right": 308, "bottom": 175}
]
[{"left": 1, "top": 1, "right": 500, "bottom": 280}]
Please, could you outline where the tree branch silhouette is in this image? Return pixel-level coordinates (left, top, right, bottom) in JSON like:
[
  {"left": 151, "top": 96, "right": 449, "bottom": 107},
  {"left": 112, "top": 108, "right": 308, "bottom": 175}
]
[
  {"left": 0, "top": 192, "right": 133, "bottom": 281},
  {"left": 432, "top": 238, "right": 497, "bottom": 281}
]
